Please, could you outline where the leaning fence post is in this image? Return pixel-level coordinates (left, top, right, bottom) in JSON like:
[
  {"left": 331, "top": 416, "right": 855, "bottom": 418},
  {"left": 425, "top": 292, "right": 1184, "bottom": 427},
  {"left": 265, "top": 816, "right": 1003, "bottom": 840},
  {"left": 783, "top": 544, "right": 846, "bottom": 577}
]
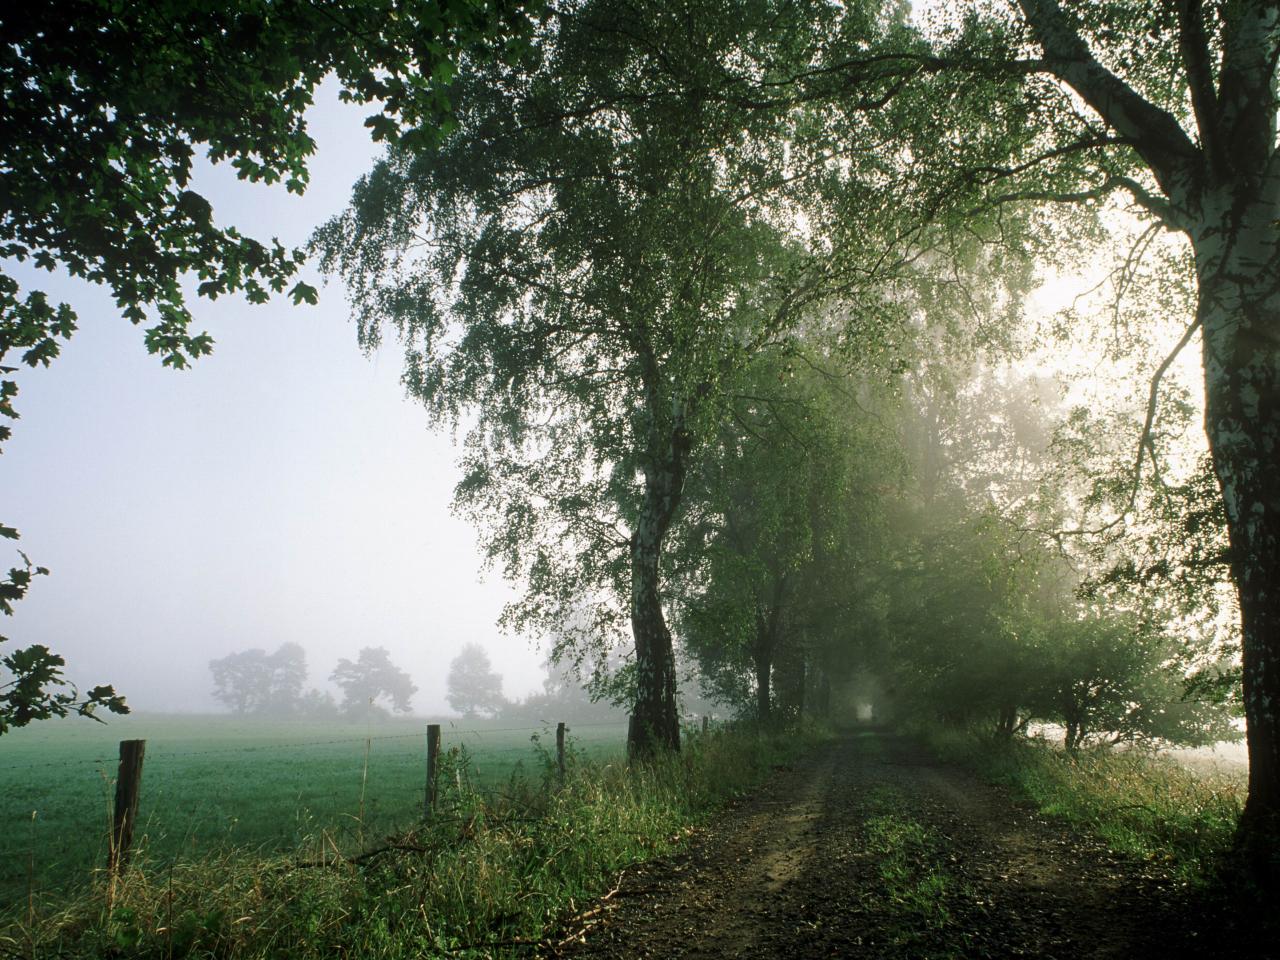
[
  {"left": 556, "top": 721, "right": 567, "bottom": 785},
  {"left": 425, "top": 724, "right": 441, "bottom": 816},
  {"left": 109, "top": 739, "right": 145, "bottom": 875}
]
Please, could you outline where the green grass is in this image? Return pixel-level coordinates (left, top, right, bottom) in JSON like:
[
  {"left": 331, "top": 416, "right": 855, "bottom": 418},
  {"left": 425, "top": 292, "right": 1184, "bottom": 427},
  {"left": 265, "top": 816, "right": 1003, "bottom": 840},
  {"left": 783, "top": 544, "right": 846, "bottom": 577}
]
[
  {"left": 1, "top": 722, "right": 820, "bottom": 959},
  {"left": 923, "top": 728, "right": 1246, "bottom": 883},
  {"left": 865, "top": 813, "right": 958, "bottom": 927},
  {"left": 0, "top": 713, "right": 629, "bottom": 904},
  {"left": 857, "top": 783, "right": 971, "bottom": 956}
]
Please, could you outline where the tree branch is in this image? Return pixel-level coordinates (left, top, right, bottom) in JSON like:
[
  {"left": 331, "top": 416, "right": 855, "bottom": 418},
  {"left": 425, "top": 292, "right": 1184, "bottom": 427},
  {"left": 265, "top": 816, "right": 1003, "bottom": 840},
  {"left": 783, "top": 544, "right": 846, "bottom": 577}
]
[
  {"left": 1130, "top": 315, "right": 1204, "bottom": 506},
  {"left": 1017, "top": 0, "right": 1202, "bottom": 199},
  {"left": 1176, "top": 0, "right": 1224, "bottom": 174}
]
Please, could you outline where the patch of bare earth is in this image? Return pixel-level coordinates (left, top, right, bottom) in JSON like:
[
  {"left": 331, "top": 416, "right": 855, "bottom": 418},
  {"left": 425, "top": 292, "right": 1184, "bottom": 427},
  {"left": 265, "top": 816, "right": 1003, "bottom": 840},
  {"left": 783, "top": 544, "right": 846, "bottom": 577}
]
[{"left": 552, "top": 731, "right": 1270, "bottom": 959}]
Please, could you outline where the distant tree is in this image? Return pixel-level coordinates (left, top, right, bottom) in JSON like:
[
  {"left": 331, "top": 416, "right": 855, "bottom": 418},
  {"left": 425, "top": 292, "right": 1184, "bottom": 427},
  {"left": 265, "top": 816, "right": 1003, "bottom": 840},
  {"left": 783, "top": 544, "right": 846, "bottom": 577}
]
[
  {"left": 210, "top": 650, "right": 271, "bottom": 714},
  {"left": 500, "top": 651, "right": 629, "bottom": 725},
  {"left": 296, "top": 687, "right": 340, "bottom": 719},
  {"left": 209, "top": 642, "right": 308, "bottom": 716},
  {"left": 330, "top": 647, "right": 416, "bottom": 719},
  {"left": 446, "top": 643, "right": 506, "bottom": 719}
]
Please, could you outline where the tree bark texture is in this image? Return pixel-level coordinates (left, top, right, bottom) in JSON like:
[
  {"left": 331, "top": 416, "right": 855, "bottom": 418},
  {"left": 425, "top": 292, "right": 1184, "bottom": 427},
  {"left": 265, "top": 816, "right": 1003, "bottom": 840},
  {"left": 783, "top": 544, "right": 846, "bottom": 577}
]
[
  {"left": 627, "top": 400, "right": 691, "bottom": 758},
  {"left": 1194, "top": 197, "right": 1280, "bottom": 851},
  {"left": 628, "top": 522, "right": 681, "bottom": 757}
]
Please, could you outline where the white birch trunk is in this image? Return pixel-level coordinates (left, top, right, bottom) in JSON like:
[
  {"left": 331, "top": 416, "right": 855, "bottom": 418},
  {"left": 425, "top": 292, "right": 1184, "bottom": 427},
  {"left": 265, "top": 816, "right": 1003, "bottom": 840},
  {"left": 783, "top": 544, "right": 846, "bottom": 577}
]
[{"left": 1193, "top": 188, "right": 1280, "bottom": 844}]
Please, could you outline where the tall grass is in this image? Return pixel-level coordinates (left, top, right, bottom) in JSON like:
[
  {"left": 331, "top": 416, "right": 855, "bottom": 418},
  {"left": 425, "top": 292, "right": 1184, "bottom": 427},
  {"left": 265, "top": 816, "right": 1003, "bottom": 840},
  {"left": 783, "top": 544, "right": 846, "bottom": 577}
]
[
  {"left": 924, "top": 728, "right": 1245, "bottom": 883},
  {"left": 2, "top": 724, "right": 820, "bottom": 960}
]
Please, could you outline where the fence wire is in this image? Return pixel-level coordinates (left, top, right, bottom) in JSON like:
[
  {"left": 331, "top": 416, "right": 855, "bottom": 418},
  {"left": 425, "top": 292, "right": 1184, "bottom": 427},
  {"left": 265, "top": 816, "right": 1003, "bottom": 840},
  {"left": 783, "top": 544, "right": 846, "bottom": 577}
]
[
  {"left": 1, "top": 716, "right": 725, "bottom": 900},
  {"left": 3, "top": 722, "right": 633, "bottom": 774}
]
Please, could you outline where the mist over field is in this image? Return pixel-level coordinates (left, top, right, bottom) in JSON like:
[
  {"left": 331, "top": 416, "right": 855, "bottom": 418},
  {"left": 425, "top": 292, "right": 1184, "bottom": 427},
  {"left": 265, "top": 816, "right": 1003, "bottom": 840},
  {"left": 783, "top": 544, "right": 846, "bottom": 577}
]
[{"left": 0, "top": 79, "right": 548, "bottom": 717}]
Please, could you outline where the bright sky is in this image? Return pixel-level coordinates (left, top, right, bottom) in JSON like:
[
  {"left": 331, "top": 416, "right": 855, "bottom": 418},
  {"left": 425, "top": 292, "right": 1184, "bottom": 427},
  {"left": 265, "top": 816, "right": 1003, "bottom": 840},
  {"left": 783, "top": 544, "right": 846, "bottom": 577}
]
[{"left": 1, "top": 80, "right": 545, "bottom": 715}]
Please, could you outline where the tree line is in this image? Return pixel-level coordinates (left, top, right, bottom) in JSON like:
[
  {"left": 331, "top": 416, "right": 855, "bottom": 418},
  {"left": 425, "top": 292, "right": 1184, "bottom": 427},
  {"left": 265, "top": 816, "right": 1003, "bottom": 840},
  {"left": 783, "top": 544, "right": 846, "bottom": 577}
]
[
  {"left": 208, "top": 643, "right": 416, "bottom": 720},
  {"left": 207, "top": 641, "right": 632, "bottom": 725},
  {"left": 673, "top": 358, "right": 1238, "bottom": 755}
]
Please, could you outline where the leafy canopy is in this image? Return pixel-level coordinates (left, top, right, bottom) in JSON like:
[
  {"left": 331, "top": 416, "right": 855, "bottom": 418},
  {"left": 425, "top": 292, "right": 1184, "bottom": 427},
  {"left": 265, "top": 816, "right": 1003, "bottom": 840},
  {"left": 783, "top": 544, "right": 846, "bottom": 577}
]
[
  {"left": 316, "top": 0, "right": 906, "bottom": 662},
  {"left": 330, "top": 646, "right": 417, "bottom": 718}
]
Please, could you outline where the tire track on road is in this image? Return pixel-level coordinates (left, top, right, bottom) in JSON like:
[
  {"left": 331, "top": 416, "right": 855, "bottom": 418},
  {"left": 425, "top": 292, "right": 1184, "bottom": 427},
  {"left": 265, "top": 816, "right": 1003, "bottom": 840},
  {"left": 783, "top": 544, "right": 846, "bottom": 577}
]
[{"left": 555, "top": 730, "right": 1247, "bottom": 959}]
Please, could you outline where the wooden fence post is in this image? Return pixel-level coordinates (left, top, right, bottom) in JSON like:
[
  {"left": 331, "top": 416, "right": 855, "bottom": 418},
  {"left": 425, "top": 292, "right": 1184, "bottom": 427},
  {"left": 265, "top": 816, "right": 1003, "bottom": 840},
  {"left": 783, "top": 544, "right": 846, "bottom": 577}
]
[
  {"left": 425, "top": 724, "right": 441, "bottom": 816},
  {"left": 702, "top": 715, "right": 709, "bottom": 736},
  {"left": 556, "top": 722, "right": 566, "bottom": 785},
  {"left": 109, "top": 739, "right": 145, "bottom": 875}
]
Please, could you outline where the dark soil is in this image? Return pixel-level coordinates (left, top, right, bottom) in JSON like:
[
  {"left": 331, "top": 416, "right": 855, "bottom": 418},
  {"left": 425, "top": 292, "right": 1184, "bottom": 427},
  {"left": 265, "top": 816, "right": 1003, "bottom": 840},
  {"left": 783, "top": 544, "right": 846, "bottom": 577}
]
[{"left": 551, "top": 730, "right": 1274, "bottom": 959}]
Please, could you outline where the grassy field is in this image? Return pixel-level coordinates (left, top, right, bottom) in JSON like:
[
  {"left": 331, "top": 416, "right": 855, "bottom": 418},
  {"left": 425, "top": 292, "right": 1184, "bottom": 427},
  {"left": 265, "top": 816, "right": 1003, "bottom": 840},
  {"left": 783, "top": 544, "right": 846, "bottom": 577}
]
[{"left": 0, "top": 713, "right": 628, "bottom": 906}]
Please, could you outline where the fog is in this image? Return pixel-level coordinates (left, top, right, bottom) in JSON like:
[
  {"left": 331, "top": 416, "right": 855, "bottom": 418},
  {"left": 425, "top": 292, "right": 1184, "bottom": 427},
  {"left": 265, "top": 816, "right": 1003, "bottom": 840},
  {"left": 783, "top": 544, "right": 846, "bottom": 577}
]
[{"left": 0, "top": 80, "right": 547, "bottom": 715}]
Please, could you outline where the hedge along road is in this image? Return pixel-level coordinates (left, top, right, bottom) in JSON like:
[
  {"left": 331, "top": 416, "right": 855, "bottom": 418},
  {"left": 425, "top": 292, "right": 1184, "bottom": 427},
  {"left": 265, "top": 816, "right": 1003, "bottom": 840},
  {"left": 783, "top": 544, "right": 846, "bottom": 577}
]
[{"left": 554, "top": 730, "right": 1264, "bottom": 960}]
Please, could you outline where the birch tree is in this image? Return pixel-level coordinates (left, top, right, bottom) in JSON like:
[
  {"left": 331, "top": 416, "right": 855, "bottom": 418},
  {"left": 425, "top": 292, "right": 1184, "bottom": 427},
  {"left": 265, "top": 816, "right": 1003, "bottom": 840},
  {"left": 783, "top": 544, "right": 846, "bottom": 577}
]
[
  {"left": 1015, "top": 1, "right": 1280, "bottom": 857},
  {"left": 317, "top": 0, "right": 864, "bottom": 754},
  {"left": 969, "top": 0, "right": 1280, "bottom": 860}
]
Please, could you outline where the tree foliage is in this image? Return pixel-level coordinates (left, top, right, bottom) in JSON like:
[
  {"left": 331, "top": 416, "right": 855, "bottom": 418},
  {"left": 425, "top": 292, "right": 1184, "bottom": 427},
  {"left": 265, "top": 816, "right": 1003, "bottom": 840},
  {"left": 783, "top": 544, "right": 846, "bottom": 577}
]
[
  {"left": 1, "top": 0, "right": 542, "bottom": 439},
  {"left": 330, "top": 646, "right": 417, "bottom": 718},
  {"left": 446, "top": 643, "right": 506, "bottom": 718},
  {"left": 1036, "top": 611, "right": 1237, "bottom": 752},
  {"left": 209, "top": 642, "right": 309, "bottom": 716},
  {"left": 675, "top": 350, "right": 901, "bottom": 725}
]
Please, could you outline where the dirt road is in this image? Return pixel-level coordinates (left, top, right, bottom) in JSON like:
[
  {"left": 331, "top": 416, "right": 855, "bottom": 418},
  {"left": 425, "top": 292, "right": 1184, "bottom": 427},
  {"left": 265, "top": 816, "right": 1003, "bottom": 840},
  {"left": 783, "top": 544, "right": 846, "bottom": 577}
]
[{"left": 555, "top": 730, "right": 1266, "bottom": 959}]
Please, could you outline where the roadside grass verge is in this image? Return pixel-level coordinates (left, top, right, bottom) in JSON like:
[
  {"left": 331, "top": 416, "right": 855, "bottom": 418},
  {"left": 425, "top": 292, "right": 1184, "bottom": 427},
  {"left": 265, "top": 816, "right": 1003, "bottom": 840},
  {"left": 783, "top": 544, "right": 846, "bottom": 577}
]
[
  {"left": 1, "top": 724, "right": 822, "bottom": 960},
  {"left": 922, "top": 728, "right": 1245, "bottom": 884}
]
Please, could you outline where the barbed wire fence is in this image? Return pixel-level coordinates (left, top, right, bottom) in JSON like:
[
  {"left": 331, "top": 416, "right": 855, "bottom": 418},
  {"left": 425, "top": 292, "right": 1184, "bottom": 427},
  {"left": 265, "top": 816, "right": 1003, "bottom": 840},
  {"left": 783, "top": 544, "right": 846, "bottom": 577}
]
[{"left": 0, "top": 717, "right": 715, "bottom": 902}]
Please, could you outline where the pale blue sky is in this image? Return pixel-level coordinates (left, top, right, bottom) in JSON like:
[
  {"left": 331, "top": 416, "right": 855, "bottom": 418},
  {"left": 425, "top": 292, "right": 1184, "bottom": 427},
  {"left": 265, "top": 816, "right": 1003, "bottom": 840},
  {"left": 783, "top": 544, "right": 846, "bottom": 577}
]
[{"left": 2, "top": 80, "right": 545, "bottom": 714}]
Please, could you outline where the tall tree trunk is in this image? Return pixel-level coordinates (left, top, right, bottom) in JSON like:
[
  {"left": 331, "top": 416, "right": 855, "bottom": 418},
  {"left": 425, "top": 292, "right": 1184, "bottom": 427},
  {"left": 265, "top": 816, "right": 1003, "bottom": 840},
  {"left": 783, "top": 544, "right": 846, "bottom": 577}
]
[
  {"left": 815, "top": 664, "right": 832, "bottom": 719},
  {"left": 628, "top": 522, "right": 680, "bottom": 757},
  {"left": 751, "top": 574, "right": 788, "bottom": 728},
  {"left": 1194, "top": 197, "right": 1280, "bottom": 861},
  {"left": 794, "top": 657, "right": 807, "bottom": 718},
  {"left": 627, "top": 402, "right": 690, "bottom": 758},
  {"left": 995, "top": 705, "right": 1018, "bottom": 740},
  {"left": 1064, "top": 717, "right": 1080, "bottom": 754}
]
